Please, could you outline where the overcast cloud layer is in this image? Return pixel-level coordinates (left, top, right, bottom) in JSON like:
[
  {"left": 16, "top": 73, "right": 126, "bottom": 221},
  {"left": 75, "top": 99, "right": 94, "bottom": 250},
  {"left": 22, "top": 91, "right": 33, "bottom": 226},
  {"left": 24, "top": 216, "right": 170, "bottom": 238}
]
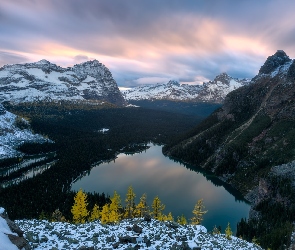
[{"left": 1, "top": 0, "right": 295, "bottom": 87}]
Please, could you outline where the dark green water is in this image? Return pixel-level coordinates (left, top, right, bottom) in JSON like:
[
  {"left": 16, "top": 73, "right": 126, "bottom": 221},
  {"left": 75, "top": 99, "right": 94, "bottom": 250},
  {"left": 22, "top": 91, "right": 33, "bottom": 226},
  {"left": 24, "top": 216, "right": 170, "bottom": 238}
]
[{"left": 72, "top": 144, "right": 250, "bottom": 232}]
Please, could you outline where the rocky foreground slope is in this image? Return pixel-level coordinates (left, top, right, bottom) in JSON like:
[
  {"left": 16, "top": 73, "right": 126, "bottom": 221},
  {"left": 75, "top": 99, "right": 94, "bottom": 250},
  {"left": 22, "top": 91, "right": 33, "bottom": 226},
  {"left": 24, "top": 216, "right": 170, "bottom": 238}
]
[
  {"left": 122, "top": 74, "right": 250, "bottom": 103},
  {"left": 0, "top": 207, "right": 261, "bottom": 250},
  {"left": 0, "top": 60, "right": 125, "bottom": 106}
]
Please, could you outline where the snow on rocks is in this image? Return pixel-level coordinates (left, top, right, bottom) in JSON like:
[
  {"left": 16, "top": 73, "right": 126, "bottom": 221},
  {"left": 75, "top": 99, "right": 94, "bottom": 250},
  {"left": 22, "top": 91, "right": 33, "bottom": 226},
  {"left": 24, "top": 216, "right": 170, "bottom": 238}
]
[
  {"left": 0, "top": 207, "right": 30, "bottom": 250},
  {"left": 0, "top": 104, "right": 50, "bottom": 159},
  {"left": 15, "top": 218, "right": 262, "bottom": 249},
  {"left": 0, "top": 59, "right": 125, "bottom": 106},
  {"left": 121, "top": 75, "right": 250, "bottom": 104}
]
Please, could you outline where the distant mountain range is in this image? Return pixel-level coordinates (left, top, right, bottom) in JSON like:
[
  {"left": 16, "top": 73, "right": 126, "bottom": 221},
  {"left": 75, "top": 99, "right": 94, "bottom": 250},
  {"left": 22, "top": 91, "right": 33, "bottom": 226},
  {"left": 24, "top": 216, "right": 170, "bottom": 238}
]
[
  {"left": 121, "top": 73, "right": 250, "bottom": 103},
  {"left": 0, "top": 59, "right": 251, "bottom": 106},
  {"left": 0, "top": 59, "right": 125, "bottom": 105}
]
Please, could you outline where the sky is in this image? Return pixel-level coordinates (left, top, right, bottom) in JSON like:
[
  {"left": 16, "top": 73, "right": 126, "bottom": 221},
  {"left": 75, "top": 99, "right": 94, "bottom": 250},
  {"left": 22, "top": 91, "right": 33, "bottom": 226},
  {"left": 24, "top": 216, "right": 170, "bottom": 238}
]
[{"left": 1, "top": 0, "right": 295, "bottom": 88}]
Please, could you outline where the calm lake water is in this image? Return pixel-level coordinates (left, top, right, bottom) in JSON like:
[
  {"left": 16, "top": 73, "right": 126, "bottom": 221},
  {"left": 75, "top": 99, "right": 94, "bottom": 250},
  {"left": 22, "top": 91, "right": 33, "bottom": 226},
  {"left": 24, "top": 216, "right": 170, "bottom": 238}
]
[{"left": 72, "top": 144, "right": 250, "bottom": 233}]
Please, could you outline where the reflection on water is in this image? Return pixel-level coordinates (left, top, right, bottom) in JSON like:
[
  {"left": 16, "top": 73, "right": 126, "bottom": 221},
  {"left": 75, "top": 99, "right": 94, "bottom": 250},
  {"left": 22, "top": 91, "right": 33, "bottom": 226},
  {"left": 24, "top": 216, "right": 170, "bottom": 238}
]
[{"left": 72, "top": 144, "right": 250, "bottom": 232}]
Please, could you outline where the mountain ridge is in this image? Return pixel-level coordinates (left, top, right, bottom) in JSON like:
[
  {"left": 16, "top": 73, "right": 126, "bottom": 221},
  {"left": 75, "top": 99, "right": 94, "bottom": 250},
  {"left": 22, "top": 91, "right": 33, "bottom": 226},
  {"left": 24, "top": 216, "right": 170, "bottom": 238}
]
[
  {"left": 0, "top": 59, "right": 125, "bottom": 106},
  {"left": 121, "top": 73, "right": 250, "bottom": 103},
  {"left": 163, "top": 50, "right": 295, "bottom": 249}
]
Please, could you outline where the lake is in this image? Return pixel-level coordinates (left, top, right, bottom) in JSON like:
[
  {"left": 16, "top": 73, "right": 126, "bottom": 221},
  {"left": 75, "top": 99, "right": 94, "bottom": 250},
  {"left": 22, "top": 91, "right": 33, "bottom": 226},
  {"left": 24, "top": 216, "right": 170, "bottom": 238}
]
[{"left": 72, "top": 144, "right": 250, "bottom": 233}]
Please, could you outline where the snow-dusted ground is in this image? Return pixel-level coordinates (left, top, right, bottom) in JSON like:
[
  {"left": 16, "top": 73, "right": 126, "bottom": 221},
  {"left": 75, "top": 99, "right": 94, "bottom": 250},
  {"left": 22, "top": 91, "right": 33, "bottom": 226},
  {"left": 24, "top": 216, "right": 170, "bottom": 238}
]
[
  {"left": 0, "top": 105, "right": 50, "bottom": 159},
  {"left": 15, "top": 218, "right": 262, "bottom": 250},
  {"left": 0, "top": 208, "right": 18, "bottom": 250}
]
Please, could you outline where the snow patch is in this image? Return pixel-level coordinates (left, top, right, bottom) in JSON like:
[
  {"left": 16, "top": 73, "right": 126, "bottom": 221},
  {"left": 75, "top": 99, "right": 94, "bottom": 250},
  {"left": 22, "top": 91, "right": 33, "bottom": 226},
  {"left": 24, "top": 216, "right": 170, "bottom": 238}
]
[{"left": 0, "top": 217, "right": 18, "bottom": 250}]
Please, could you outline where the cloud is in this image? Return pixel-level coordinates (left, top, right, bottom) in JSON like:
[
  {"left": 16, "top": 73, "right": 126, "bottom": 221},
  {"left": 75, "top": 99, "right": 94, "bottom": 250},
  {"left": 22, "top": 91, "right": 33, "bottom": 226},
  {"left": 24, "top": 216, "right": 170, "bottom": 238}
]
[
  {"left": 133, "top": 77, "right": 173, "bottom": 86},
  {"left": 1, "top": 0, "right": 295, "bottom": 87},
  {"left": 0, "top": 51, "right": 29, "bottom": 67}
]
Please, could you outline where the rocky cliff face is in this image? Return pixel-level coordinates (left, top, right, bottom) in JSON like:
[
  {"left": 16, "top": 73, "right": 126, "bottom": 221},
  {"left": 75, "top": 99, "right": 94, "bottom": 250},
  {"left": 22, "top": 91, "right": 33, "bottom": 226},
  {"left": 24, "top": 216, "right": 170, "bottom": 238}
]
[
  {"left": 0, "top": 60, "right": 125, "bottom": 106},
  {"left": 163, "top": 50, "right": 295, "bottom": 248},
  {"left": 164, "top": 50, "right": 295, "bottom": 196},
  {"left": 122, "top": 74, "right": 250, "bottom": 103}
]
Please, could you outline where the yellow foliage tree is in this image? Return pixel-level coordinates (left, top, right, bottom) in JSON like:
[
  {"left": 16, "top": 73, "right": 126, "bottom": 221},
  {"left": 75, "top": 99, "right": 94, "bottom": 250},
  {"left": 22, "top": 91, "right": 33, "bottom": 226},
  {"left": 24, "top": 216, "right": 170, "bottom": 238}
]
[
  {"left": 71, "top": 189, "right": 89, "bottom": 223},
  {"left": 134, "top": 193, "right": 149, "bottom": 218},
  {"left": 151, "top": 196, "right": 165, "bottom": 220},
  {"left": 177, "top": 214, "right": 187, "bottom": 225},
  {"left": 190, "top": 199, "right": 207, "bottom": 225},
  {"left": 225, "top": 222, "right": 233, "bottom": 240},
  {"left": 166, "top": 212, "right": 174, "bottom": 221},
  {"left": 89, "top": 204, "right": 100, "bottom": 222},
  {"left": 108, "top": 191, "right": 122, "bottom": 223},
  {"left": 124, "top": 185, "right": 136, "bottom": 219},
  {"left": 100, "top": 204, "right": 110, "bottom": 224}
]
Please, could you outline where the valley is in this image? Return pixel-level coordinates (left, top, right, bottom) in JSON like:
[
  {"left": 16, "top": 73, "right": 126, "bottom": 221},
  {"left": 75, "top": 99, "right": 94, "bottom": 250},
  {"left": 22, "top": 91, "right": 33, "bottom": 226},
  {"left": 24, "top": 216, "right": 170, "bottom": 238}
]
[{"left": 1, "top": 52, "right": 295, "bottom": 249}]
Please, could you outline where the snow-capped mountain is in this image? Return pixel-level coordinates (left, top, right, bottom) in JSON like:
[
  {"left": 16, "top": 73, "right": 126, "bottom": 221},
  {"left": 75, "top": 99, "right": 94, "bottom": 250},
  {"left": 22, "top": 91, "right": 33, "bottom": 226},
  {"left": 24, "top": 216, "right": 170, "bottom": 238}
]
[
  {"left": 198, "top": 73, "right": 250, "bottom": 103},
  {"left": 121, "top": 74, "right": 250, "bottom": 103},
  {"left": 0, "top": 104, "right": 50, "bottom": 159},
  {"left": 0, "top": 60, "right": 125, "bottom": 106},
  {"left": 122, "top": 80, "right": 203, "bottom": 101}
]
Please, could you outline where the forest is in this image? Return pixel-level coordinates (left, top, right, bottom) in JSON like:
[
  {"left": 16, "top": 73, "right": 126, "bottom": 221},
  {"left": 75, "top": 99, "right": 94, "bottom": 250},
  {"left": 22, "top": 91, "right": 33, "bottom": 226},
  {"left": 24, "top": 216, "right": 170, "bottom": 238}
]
[{"left": 0, "top": 101, "right": 201, "bottom": 221}]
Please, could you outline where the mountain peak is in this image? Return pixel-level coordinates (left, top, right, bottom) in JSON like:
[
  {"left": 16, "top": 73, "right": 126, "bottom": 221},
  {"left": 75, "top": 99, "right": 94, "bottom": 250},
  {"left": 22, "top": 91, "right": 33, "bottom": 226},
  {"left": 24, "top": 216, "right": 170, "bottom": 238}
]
[
  {"left": 36, "top": 59, "right": 51, "bottom": 65},
  {"left": 0, "top": 59, "right": 125, "bottom": 105},
  {"left": 214, "top": 72, "right": 231, "bottom": 82},
  {"left": 259, "top": 50, "right": 291, "bottom": 75},
  {"left": 167, "top": 80, "right": 179, "bottom": 86}
]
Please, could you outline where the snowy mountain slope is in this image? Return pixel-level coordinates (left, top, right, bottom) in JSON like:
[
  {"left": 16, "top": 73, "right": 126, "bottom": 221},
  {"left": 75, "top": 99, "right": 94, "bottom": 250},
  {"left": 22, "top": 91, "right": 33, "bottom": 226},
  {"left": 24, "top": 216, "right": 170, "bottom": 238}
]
[
  {"left": 122, "top": 80, "right": 203, "bottom": 101},
  {"left": 15, "top": 217, "right": 262, "bottom": 250},
  {"left": 121, "top": 74, "right": 250, "bottom": 103},
  {"left": 0, "top": 60, "right": 125, "bottom": 105},
  {"left": 0, "top": 104, "right": 49, "bottom": 159}
]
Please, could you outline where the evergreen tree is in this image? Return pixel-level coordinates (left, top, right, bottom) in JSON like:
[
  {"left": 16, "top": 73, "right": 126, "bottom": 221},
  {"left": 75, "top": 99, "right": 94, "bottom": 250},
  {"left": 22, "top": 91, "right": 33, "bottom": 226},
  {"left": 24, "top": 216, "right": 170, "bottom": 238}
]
[
  {"left": 134, "top": 193, "right": 149, "bottom": 217},
  {"left": 71, "top": 189, "right": 89, "bottom": 223},
  {"left": 124, "top": 185, "right": 136, "bottom": 219},
  {"left": 108, "top": 191, "right": 122, "bottom": 223},
  {"left": 190, "top": 199, "right": 207, "bottom": 225},
  {"left": 166, "top": 212, "right": 174, "bottom": 221},
  {"left": 225, "top": 222, "right": 233, "bottom": 240},
  {"left": 177, "top": 214, "right": 187, "bottom": 225},
  {"left": 151, "top": 196, "right": 165, "bottom": 220},
  {"left": 51, "top": 209, "right": 66, "bottom": 222},
  {"left": 100, "top": 204, "right": 110, "bottom": 224},
  {"left": 89, "top": 204, "right": 100, "bottom": 221},
  {"left": 212, "top": 225, "right": 220, "bottom": 235}
]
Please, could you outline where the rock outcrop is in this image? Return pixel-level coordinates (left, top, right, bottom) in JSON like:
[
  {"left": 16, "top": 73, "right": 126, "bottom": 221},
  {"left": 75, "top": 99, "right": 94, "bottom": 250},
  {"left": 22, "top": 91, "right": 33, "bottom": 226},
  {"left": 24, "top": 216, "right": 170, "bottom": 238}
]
[
  {"left": 0, "top": 207, "right": 31, "bottom": 250},
  {"left": 0, "top": 59, "right": 125, "bottom": 106}
]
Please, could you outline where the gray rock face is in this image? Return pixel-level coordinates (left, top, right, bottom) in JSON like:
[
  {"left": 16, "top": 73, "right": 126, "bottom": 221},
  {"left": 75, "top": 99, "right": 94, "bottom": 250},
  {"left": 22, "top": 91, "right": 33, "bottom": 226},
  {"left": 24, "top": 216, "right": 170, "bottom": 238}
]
[
  {"left": 259, "top": 50, "right": 291, "bottom": 74},
  {"left": 287, "top": 60, "right": 295, "bottom": 82},
  {"left": 0, "top": 208, "right": 31, "bottom": 250},
  {"left": 0, "top": 59, "right": 125, "bottom": 106}
]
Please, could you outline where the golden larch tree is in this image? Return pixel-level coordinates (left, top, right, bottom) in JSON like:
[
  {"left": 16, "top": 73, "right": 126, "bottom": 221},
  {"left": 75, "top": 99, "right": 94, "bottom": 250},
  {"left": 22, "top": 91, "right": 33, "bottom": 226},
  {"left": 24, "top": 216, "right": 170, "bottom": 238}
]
[
  {"left": 124, "top": 185, "right": 136, "bottom": 219},
  {"left": 100, "top": 204, "right": 110, "bottom": 224},
  {"left": 225, "top": 222, "right": 233, "bottom": 240},
  {"left": 166, "top": 212, "right": 174, "bottom": 221},
  {"left": 134, "top": 193, "right": 149, "bottom": 218},
  {"left": 177, "top": 214, "right": 187, "bottom": 225},
  {"left": 71, "top": 189, "right": 89, "bottom": 223},
  {"left": 108, "top": 191, "right": 122, "bottom": 223},
  {"left": 190, "top": 199, "right": 207, "bottom": 225},
  {"left": 151, "top": 196, "right": 165, "bottom": 220},
  {"left": 89, "top": 204, "right": 100, "bottom": 222}
]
